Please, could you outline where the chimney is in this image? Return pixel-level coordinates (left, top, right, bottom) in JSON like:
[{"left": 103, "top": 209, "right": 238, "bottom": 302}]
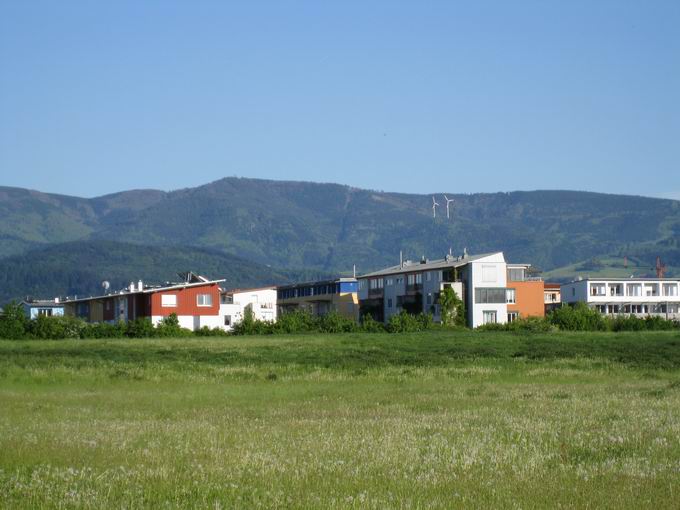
[
  {"left": 129, "top": 282, "right": 135, "bottom": 292},
  {"left": 54, "top": 297, "right": 59, "bottom": 303},
  {"left": 138, "top": 280, "right": 143, "bottom": 291}
]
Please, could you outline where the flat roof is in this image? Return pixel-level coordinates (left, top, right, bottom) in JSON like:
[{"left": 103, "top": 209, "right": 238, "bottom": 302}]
[
  {"left": 22, "top": 300, "right": 64, "bottom": 307},
  {"left": 359, "top": 252, "right": 500, "bottom": 278},
  {"left": 276, "top": 277, "right": 357, "bottom": 290}
]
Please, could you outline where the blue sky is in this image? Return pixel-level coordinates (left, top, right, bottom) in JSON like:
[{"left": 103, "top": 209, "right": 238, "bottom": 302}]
[{"left": 1, "top": 1, "right": 679, "bottom": 199}]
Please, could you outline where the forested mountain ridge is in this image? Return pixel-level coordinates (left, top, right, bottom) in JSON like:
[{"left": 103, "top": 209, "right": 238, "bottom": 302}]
[
  {"left": 0, "top": 240, "right": 331, "bottom": 304},
  {"left": 1, "top": 178, "right": 679, "bottom": 291}
]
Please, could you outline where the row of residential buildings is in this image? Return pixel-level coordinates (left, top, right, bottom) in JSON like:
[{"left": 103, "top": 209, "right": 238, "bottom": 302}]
[{"left": 18, "top": 251, "right": 680, "bottom": 330}]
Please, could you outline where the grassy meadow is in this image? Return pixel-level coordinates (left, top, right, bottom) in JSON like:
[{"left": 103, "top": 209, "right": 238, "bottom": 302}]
[{"left": 1, "top": 330, "right": 680, "bottom": 508}]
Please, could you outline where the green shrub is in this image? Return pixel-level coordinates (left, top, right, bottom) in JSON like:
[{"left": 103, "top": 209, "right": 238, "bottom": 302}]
[
  {"left": 125, "top": 318, "right": 156, "bottom": 338},
  {"left": 0, "top": 301, "right": 28, "bottom": 339},
  {"left": 318, "top": 312, "right": 357, "bottom": 333},
  {"left": 358, "top": 314, "right": 386, "bottom": 333},
  {"left": 28, "top": 315, "right": 86, "bottom": 339},
  {"left": 156, "top": 313, "right": 192, "bottom": 337},
  {"left": 548, "top": 302, "right": 609, "bottom": 331},
  {"left": 387, "top": 311, "right": 433, "bottom": 333},
  {"left": 82, "top": 321, "right": 127, "bottom": 338},
  {"left": 195, "top": 326, "right": 230, "bottom": 337}
]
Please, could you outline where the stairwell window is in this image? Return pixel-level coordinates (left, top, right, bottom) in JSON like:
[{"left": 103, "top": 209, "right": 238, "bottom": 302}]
[
  {"left": 197, "top": 294, "right": 213, "bottom": 307},
  {"left": 161, "top": 294, "right": 177, "bottom": 307}
]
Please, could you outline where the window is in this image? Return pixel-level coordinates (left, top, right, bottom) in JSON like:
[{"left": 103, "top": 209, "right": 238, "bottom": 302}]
[
  {"left": 396, "top": 277, "right": 404, "bottom": 284},
  {"left": 369, "top": 279, "right": 384, "bottom": 290},
  {"left": 426, "top": 293, "right": 432, "bottom": 305},
  {"left": 662, "top": 284, "right": 678, "bottom": 297},
  {"left": 608, "top": 283, "right": 623, "bottom": 296},
  {"left": 482, "top": 265, "right": 498, "bottom": 283},
  {"left": 386, "top": 278, "right": 394, "bottom": 286},
  {"left": 626, "top": 284, "right": 641, "bottom": 297},
  {"left": 595, "top": 305, "right": 606, "bottom": 313},
  {"left": 507, "top": 312, "right": 518, "bottom": 322},
  {"left": 161, "top": 294, "right": 177, "bottom": 307},
  {"left": 38, "top": 308, "right": 53, "bottom": 317},
  {"left": 387, "top": 298, "right": 393, "bottom": 308},
  {"left": 415, "top": 273, "right": 422, "bottom": 284},
  {"left": 358, "top": 280, "right": 366, "bottom": 291},
  {"left": 572, "top": 288, "right": 575, "bottom": 297},
  {"left": 475, "top": 288, "right": 507, "bottom": 303},
  {"left": 590, "top": 284, "right": 605, "bottom": 296},
  {"left": 197, "top": 294, "right": 213, "bottom": 306},
  {"left": 224, "top": 315, "right": 231, "bottom": 326},
  {"left": 426, "top": 272, "right": 432, "bottom": 282},
  {"left": 644, "top": 284, "right": 659, "bottom": 297},
  {"left": 506, "top": 289, "right": 516, "bottom": 304},
  {"left": 483, "top": 311, "right": 497, "bottom": 324},
  {"left": 507, "top": 268, "right": 525, "bottom": 282}
]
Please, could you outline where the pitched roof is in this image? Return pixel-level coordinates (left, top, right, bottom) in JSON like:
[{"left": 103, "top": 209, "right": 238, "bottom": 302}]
[{"left": 61, "top": 278, "right": 225, "bottom": 304}]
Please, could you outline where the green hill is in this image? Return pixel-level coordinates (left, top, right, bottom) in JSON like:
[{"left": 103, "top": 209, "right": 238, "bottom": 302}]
[
  {"left": 0, "top": 240, "right": 329, "bottom": 304},
  {"left": 1, "top": 178, "right": 679, "bottom": 284}
]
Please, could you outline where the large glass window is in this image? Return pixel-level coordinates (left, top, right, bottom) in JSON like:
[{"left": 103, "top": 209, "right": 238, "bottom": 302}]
[
  {"left": 506, "top": 289, "right": 516, "bottom": 304},
  {"left": 475, "top": 288, "right": 507, "bottom": 303}
]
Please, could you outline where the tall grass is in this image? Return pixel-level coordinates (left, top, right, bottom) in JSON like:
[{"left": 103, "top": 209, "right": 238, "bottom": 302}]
[{"left": 1, "top": 331, "right": 679, "bottom": 508}]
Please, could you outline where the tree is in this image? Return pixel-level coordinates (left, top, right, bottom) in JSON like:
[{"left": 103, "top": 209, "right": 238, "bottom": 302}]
[
  {"left": 0, "top": 301, "right": 28, "bottom": 339},
  {"left": 439, "top": 287, "right": 466, "bottom": 327}
]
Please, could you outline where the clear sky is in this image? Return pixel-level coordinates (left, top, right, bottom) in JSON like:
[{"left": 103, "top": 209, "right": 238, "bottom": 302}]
[{"left": 1, "top": 1, "right": 679, "bottom": 199}]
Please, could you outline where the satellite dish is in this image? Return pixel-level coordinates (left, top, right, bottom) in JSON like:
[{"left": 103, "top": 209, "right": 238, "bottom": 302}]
[{"left": 102, "top": 281, "right": 110, "bottom": 291}]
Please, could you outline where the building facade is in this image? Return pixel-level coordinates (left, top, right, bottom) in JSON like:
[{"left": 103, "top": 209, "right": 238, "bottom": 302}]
[
  {"left": 277, "top": 278, "right": 359, "bottom": 319},
  {"left": 220, "top": 287, "right": 277, "bottom": 331},
  {"left": 62, "top": 274, "right": 225, "bottom": 331},
  {"left": 358, "top": 252, "right": 544, "bottom": 328},
  {"left": 21, "top": 299, "right": 65, "bottom": 319},
  {"left": 544, "top": 283, "right": 561, "bottom": 314},
  {"left": 561, "top": 278, "right": 680, "bottom": 319},
  {"left": 506, "top": 264, "right": 545, "bottom": 322}
]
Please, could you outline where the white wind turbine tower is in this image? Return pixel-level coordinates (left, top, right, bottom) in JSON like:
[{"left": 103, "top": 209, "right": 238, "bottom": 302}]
[
  {"left": 431, "top": 196, "right": 440, "bottom": 218},
  {"left": 444, "top": 195, "right": 455, "bottom": 219}
]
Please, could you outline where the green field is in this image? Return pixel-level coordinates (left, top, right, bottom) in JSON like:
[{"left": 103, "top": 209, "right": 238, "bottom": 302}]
[{"left": 1, "top": 331, "right": 680, "bottom": 508}]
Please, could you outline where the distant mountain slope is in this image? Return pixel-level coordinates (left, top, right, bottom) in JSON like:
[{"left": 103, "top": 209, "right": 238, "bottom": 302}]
[
  {"left": 1, "top": 178, "right": 679, "bottom": 277},
  {"left": 0, "top": 240, "right": 328, "bottom": 304}
]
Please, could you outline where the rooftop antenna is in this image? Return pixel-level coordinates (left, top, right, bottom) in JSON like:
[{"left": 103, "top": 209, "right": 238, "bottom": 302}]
[
  {"left": 101, "top": 281, "right": 110, "bottom": 292},
  {"left": 400, "top": 250, "right": 403, "bottom": 267},
  {"left": 443, "top": 195, "right": 455, "bottom": 219},
  {"left": 353, "top": 264, "right": 356, "bottom": 278},
  {"left": 431, "top": 196, "right": 440, "bottom": 218}
]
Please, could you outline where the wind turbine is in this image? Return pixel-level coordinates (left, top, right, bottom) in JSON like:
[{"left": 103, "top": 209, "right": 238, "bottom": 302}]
[
  {"left": 431, "top": 196, "right": 440, "bottom": 218},
  {"left": 443, "top": 195, "right": 455, "bottom": 219}
]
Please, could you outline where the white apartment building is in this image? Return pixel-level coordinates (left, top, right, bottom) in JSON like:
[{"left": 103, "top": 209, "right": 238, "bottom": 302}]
[
  {"left": 219, "top": 286, "right": 277, "bottom": 331},
  {"left": 561, "top": 278, "right": 680, "bottom": 319},
  {"left": 358, "top": 252, "right": 510, "bottom": 328}
]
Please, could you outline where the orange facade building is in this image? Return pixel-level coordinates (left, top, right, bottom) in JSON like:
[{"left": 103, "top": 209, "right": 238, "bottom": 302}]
[{"left": 506, "top": 265, "right": 545, "bottom": 321}]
